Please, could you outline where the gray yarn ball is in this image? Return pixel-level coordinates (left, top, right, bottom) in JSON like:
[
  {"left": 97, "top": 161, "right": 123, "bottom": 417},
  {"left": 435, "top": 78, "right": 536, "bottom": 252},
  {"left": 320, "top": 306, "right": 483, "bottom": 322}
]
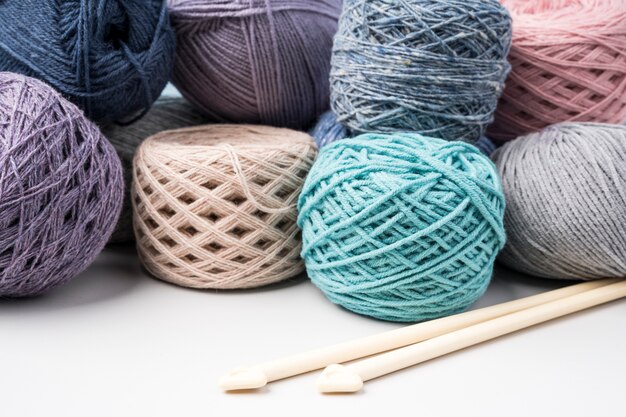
[
  {"left": 492, "top": 122, "right": 626, "bottom": 280},
  {"left": 101, "top": 96, "right": 208, "bottom": 243}
]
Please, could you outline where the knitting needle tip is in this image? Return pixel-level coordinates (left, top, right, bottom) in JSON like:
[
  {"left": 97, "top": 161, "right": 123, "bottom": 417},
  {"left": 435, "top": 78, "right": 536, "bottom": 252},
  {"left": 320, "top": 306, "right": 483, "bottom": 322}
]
[
  {"left": 316, "top": 364, "right": 364, "bottom": 393},
  {"left": 219, "top": 367, "right": 268, "bottom": 391}
]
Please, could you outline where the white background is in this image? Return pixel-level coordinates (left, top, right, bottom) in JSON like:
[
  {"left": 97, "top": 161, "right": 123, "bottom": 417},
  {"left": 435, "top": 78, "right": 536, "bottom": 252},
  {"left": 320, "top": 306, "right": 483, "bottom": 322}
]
[{"left": 1, "top": 245, "right": 624, "bottom": 417}]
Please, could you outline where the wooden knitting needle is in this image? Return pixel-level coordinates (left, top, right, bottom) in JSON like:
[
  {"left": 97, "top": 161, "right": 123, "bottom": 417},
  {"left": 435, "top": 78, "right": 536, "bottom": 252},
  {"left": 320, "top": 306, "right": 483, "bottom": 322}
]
[
  {"left": 219, "top": 278, "right": 617, "bottom": 391},
  {"left": 317, "top": 279, "right": 626, "bottom": 393}
]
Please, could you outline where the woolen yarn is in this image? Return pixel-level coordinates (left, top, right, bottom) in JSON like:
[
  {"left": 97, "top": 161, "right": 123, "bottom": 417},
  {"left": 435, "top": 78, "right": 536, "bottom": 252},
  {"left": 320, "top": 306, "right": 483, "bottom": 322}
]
[
  {"left": 0, "top": 73, "right": 124, "bottom": 297},
  {"left": 133, "top": 125, "right": 317, "bottom": 289},
  {"left": 310, "top": 110, "right": 499, "bottom": 156},
  {"left": 331, "top": 0, "right": 512, "bottom": 142},
  {"left": 298, "top": 133, "right": 506, "bottom": 322},
  {"left": 489, "top": 0, "right": 626, "bottom": 142},
  {"left": 102, "top": 96, "right": 208, "bottom": 243},
  {"left": 168, "top": 0, "right": 342, "bottom": 129},
  {"left": 0, "top": 0, "right": 175, "bottom": 122},
  {"left": 492, "top": 122, "right": 626, "bottom": 280}
]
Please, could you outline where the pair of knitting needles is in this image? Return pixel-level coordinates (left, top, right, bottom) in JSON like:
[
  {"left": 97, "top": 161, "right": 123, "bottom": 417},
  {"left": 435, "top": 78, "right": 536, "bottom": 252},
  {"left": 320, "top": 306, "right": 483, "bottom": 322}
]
[{"left": 219, "top": 278, "right": 626, "bottom": 393}]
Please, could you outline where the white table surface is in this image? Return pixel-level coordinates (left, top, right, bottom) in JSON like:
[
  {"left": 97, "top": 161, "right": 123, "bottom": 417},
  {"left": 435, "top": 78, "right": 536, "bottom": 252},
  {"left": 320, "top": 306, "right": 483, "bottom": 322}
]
[{"left": 1, "top": 244, "right": 624, "bottom": 417}]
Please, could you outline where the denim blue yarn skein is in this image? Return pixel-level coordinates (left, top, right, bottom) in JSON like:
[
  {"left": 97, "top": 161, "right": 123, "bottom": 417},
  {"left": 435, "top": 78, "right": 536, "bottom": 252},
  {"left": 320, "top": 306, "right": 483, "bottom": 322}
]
[
  {"left": 310, "top": 110, "right": 499, "bottom": 156},
  {"left": 0, "top": 0, "right": 175, "bottom": 122},
  {"left": 331, "top": 0, "right": 512, "bottom": 143},
  {"left": 297, "top": 133, "right": 506, "bottom": 322}
]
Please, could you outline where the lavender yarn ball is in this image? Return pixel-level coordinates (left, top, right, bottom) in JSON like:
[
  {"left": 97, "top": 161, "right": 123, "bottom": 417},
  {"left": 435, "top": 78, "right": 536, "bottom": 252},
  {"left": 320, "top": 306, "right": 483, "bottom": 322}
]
[
  {"left": 0, "top": 0, "right": 175, "bottom": 122},
  {"left": 168, "top": 0, "right": 342, "bottom": 129},
  {"left": 102, "top": 95, "right": 208, "bottom": 243},
  {"left": 0, "top": 73, "right": 124, "bottom": 297}
]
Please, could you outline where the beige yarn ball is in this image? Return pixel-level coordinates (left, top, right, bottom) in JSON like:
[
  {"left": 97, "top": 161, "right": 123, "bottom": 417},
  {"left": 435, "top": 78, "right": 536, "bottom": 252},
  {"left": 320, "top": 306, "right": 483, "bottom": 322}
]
[{"left": 132, "top": 125, "right": 317, "bottom": 289}]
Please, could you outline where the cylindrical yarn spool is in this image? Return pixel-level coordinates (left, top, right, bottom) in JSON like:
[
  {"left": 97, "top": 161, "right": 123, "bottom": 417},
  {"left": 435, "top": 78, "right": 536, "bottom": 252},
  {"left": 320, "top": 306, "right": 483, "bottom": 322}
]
[
  {"left": 492, "top": 122, "right": 626, "bottom": 280},
  {"left": 102, "top": 96, "right": 208, "bottom": 243},
  {"left": 488, "top": 0, "right": 626, "bottom": 142},
  {"left": 133, "top": 125, "right": 317, "bottom": 289},
  {"left": 0, "top": 72, "right": 124, "bottom": 297},
  {"left": 297, "top": 133, "right": 506, "bottom": 322},
  {"left": 0, "top": 0, "right": 175, "bottom": 122},
  {"left": 330, "top": 0, "right": 512, "bottom": 142},
  {"left": 168, "top": 0, "right": 342, "bottom": 129},
  {"left": 310, "top": 110, "right": 499, "bottom": 156}
]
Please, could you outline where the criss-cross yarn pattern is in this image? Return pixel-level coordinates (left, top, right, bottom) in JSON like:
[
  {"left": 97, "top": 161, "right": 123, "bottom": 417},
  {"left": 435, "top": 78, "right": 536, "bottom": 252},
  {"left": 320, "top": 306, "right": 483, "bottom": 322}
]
[
  {"left": 168, "top": 0, "right": 342, "bottom": 129},
  {"left": 0, "top": 73, "right": 123, "bottom": 297},
  {"left": 489, "top": 0, "right": 626, "bottom": 142},
  {"left": 0, "top": 0, "right": 175, "bottom": 122},
  {"left": 493, "top": 122, "right": 626, "bottom": 279},
  {"left": 330, "top": 0, "right": 512, "bottom": 142},
  {"left": 298, "top": 133, "right": 506, "bottom": 322},
  {"left": 133, "top": 125, "right": 317, "bottom": 289},
  {"left": 103, "top": 96, "right": 208, "bottom": 243}
]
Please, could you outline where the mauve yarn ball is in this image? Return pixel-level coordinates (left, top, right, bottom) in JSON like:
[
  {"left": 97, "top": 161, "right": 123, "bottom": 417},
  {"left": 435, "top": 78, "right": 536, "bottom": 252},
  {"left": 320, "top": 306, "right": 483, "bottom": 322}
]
[
  {"left": 0, "top": 0, "right": 175, "bottom": 122},
  {"left": 492, "top": 122, "right": 626, "bottom": 280},
  {"left": 102, "top": 95, "right": 208, "bottom": 243},
  {"left": 0, "top": 73, "right": 124, "bottom": 297},
  {"left": 168, "top": 0, "right": 342, "bottom": 129}
]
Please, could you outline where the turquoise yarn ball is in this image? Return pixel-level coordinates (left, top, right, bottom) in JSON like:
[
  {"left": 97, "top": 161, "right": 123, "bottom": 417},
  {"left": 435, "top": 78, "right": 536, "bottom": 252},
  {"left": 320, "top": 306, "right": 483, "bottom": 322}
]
[{"left": 297, "top": 133, "right": 506, "bottom": 322}]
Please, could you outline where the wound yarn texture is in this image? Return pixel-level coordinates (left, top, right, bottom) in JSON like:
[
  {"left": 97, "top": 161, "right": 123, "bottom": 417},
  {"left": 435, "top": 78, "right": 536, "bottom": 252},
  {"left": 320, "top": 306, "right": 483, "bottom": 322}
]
[
  {"left": 0, "top": 0, "right": 175, "bottom": 122},
  {"left": 492, "top": 122, "right": 626, "bottom": 280},
  {"left": 0, "top": 73, "right": 124, "bottom": 297},
  {"left": 310, "top": 110, "right": 499, "bottom": 156},
  {"left": 297, "top": 133, "right": 506, "bottom": 322},
  {"left": 133, "top": 125, "right": 317, "bottom": 289},
  {"left": 168, "top": 0, "right": 342, "bottom": 129},
  {"left": 489, "top": 0, "right": 626, "bottom": 142},
  {"left": 102, "top": 96, "right": 208, "bottom": 243},
  {"left": 330, "top": 0, "right": 512, "bottom": 142}
]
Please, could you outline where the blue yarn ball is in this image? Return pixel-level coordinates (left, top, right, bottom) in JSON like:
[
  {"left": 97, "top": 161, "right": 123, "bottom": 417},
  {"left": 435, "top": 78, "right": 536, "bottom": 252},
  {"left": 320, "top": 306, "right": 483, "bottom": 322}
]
[
  {"left": 309, "top": 110, "right": 348, "bottom": 148},
  {"left": 310, "top": 110, "right": 500, "bottom": 157},
  {"left": 297, "top": 133, "right": 506, "bottom": 322},
  {"left": 476, "top": 135, "right": 498, "bottom": 156},
  {"left": 0, "top": 0, "right": 175, "bottom": 122},
  {"left": 331, "top": 0, "right": 512, "bottom": 142}
]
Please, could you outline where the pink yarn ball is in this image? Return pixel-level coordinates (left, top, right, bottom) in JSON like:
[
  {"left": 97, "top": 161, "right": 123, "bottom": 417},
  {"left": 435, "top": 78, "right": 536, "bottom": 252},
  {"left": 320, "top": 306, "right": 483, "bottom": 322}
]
[{"left": 489, "top": 0, "right": 626, "bottom": 143}]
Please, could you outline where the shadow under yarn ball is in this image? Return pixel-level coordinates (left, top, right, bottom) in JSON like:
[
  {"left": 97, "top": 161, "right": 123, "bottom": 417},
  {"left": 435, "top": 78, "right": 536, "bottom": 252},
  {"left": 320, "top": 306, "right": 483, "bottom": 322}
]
[
  {"left": 168, "top": 0, "right": 342, "bottom": 130},
  {"left": 297, "top": 133, "right": 506, "bottom": 322},
  {"left": 0, "top": 0, "right": 175, "bottom": 122},
  {"left": 102, "top": 96, "right": 209, "bottom": 243},
  {"left": 330, "top": 0, "right": 512, "bottom": 143},
  {"left": 133, "top": 124, "right": 317, "bottom": 289},
  {"left": 492, "top": 122, "right": 626, "bottom": 280},
  {"left": 0, "top": 73, "right": 124, "bottom": 297}
]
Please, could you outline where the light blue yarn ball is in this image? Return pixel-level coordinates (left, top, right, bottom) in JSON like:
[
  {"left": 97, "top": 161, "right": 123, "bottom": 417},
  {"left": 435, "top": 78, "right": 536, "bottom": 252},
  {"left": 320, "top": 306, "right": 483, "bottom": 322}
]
[
  {"left": 331, "top": 0, "right": 512, "bottom": 142},
  {"left": 297, "top": 133, "right": 506, "bottom": 322}
]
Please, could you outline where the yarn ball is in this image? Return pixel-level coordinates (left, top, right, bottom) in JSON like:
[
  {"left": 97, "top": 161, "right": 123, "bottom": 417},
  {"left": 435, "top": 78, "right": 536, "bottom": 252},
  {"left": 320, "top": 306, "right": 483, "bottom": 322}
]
[
  {"left": 492, "top": 122, "right": 626, "bottom": 280},
  {"left": 133, "top": 124, "right": 317, "bottom": 289},
  {"left": 0, "top": 72, "right": 124, "bottom": 297},
  {"left": 102, "top": 96, "right": 208, "bottom": 243},
  {"left": 488, "top": 0, "right": 626, "bottom": 142},
  {"left": 310, "top": 110, "right": 499, "bottom": 156},
  {"left": 297, "top": 133, "right": 506, "bottom": 322},
  {"left": 330, "top": 0, "right": 512, "bottom": 142},
  {"left": 309, "top": 110, "right": 349, "bottom": 148},
  {"left": 168, "top": 0, "right": 342, "bottom": 129},
  {"left": 0, "top": 0, "right": 175, "bottom": 122}
]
